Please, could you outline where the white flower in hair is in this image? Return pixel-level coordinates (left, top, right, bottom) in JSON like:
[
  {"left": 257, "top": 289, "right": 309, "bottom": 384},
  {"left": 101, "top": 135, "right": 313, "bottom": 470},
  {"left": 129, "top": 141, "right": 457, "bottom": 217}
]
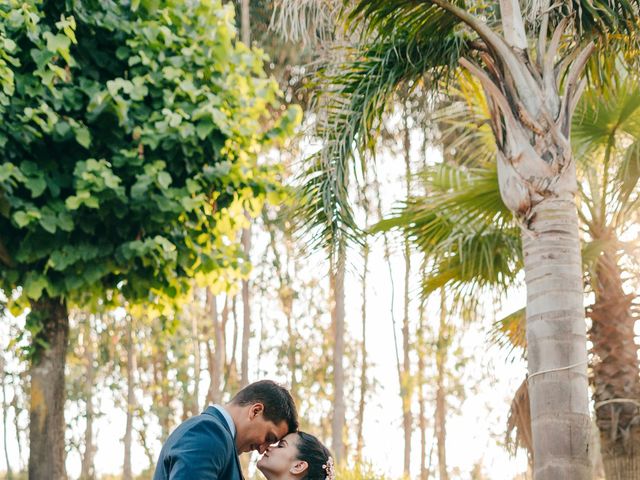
[{"left": 322, "top": 456, "right": 336, "bottom": 480}]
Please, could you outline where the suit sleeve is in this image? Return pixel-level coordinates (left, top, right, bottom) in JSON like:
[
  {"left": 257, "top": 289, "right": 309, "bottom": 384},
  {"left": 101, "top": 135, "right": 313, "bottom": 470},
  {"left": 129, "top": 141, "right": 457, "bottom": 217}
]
[{"left": 166, "top": 419, "right": 232, "bottom": 480}]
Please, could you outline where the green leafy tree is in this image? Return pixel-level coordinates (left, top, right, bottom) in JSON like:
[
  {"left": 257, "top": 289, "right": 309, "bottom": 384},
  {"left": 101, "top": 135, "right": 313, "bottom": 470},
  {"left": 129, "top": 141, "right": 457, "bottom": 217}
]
[{"left": 0, "top": 1, "right": 299, "bottom": 477}]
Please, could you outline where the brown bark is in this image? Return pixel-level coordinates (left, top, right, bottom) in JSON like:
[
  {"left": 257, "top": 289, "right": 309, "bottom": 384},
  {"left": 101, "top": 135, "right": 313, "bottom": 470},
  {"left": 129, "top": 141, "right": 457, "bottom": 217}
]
[
  {"left": 589, "top": 248, "right": 640, "bottom": 480},
  {"left": 28, "top": 296, "right": 69, "bottom": 480}
]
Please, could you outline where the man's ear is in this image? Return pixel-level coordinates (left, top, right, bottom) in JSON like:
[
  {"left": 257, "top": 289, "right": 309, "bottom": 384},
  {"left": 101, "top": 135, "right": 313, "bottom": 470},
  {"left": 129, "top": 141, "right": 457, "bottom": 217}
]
[
  {"left": 249, "top": 402, "right": 265, "bottom": 419},
  {"left": 290, "top": 460, "right": 308, "bottom": 475}
]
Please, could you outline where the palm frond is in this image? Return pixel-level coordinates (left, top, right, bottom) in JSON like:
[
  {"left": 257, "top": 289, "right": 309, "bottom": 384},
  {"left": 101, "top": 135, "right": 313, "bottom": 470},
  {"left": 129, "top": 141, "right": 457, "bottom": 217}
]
[
  {"left": 298, "top": 24, "right": 470, "bottom": 251},
  {"left": 489, "top": 307, "right": 526, "bottom": 359},
  {"left": 573, "top": 77, "right": 640, "bottom": 159},
  {"left": 506, "top": 378, "right": 533, "bottom": 464}
]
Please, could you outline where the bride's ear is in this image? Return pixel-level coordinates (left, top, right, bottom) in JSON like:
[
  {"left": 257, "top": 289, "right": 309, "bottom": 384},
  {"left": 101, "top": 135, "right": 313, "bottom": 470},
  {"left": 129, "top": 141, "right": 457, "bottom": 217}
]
[{"left": 289, "top": 460, "right": 308, "bottom": 476}]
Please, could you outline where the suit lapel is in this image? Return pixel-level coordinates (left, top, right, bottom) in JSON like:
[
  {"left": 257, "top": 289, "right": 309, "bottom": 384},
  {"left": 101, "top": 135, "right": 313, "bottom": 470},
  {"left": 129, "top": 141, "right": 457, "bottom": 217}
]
[{"left": 204, "top": 407, "right": 244, "bottom": 480}]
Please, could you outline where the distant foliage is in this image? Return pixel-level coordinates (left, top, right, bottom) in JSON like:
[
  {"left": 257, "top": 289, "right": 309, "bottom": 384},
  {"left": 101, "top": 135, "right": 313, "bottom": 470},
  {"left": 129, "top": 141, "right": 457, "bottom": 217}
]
[{"left": 0, "top": 0, "right": 301, "bottom": 312}]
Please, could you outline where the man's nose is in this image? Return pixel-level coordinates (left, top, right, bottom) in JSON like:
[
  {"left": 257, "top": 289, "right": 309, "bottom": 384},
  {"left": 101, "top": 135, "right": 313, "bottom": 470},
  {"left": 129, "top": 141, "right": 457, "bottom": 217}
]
[{"left": 258, "top": 443, "right": 269, "bottom": 454}]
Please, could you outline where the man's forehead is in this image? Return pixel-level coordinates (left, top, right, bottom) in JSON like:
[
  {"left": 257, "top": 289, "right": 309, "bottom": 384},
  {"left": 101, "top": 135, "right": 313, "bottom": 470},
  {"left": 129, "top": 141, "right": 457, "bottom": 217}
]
[{"left": 273, "top": 420, "right": 289, "bottom": 438}]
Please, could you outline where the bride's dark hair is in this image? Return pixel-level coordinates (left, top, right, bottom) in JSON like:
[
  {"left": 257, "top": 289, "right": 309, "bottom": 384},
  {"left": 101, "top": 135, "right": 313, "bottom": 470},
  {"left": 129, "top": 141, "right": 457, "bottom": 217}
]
[{"left": 295, "top": 431, "right": 332, "bottom": 479}]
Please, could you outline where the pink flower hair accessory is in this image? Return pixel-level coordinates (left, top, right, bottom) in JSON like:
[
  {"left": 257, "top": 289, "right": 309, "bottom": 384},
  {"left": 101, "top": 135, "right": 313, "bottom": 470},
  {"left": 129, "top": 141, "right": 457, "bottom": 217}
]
[{"left": 322, "top": 456, "right": 336, "bottom": 480}]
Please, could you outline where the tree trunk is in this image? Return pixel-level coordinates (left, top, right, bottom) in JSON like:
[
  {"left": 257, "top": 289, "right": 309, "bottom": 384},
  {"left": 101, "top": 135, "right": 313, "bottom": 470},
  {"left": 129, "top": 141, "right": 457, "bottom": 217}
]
[
  {"left": 449, "top": 4, "right": 594, "bottom": 476},
  {"left": 330, "top": 245, "right": 346, "bottom": 463},
  {"left": 191, "top": 308, "right": 201, "bottom": 415},
  {"left": 28, "top": 296, "right": 69, "bottom": 480},
  {"left": 80, "top": 315, "right": 96, "bottom": 480},
  {"left": 589, "top": 248, "right": 640, "bottom": 479},
  {"left": 523, "top": 195, "right": 591, "bottom": 479},
  {"left": 240, "top": 0, "right": 250, "bottom": 46},
  {"left": 1, "top": 353, "right": 12, "bottom": 480},
  {"left": 356, "top": 239, "right": 369, "bottom": 464},
  {"left": 240, "top": 225, "right": 251, "bottom": 388},
  {"left": 123, "top": 317, "right": 136, "bottom": 480},
  {"left": 401, "top": 99, "right": 413, "bottom": 477},
  {"left": 418, "top": 269, "right": 428, "bottom": 480},
  {"left": 206, "top": 290, "right": 223, "bottom": 405},
  {"left": 435, "top": 289, "right": 449, "bottom": 480}
]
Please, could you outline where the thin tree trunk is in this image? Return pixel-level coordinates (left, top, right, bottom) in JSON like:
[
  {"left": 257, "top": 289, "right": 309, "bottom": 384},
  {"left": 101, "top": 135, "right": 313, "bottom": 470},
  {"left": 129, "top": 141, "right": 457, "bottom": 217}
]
[
  {"left": 330, "top": 244, "right": 346, "bottom": 463},
  {"left": 240, "top": 0, "right": 250, "bottom": 45},
  {"left": 589, "top": 248, "right": 640, "bottom": 479},
  {"left": 401, "top": 99, "right": 413, "bottom": 477},
  {"left": 1, "top": 353, "right": 12, "bottom": 480},
  {"left": 206, "top": 290, "right": 223, "bottom": 405},
  {"left": 241, "top": 225, "right": 251, "bottom": 388},
  {"left": 192, "top": 308, "right": 201, "bottom": 414},
  {"left": 123, "top": 316, "right": 136, "bottom": 480},
  {"left": 28, "top": 296, "right": 68, "bottom": 480},
  {"left": 80, "top": 315, "right": 96, "bottom": 480},
  {"left": 355, "top": 234, "right": 369, "bottom": 464},
  {"left": 523, "top": 195, "right": 591, "bottom": 479},
  {"left": 435, "top": 289, "right": 449, "bottom": 480},
  {"left": 11, "top": 389, "right": 24, "bottom": 471},
  {"left": 418, "top": 264, "right": 428, "bottom": 480}
]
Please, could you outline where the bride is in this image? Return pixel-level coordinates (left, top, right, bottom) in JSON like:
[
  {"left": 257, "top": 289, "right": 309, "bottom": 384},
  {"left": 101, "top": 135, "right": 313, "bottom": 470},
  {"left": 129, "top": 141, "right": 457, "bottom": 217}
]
[{"left": 257, "top": 431, "right": 335, "bottom": 480}]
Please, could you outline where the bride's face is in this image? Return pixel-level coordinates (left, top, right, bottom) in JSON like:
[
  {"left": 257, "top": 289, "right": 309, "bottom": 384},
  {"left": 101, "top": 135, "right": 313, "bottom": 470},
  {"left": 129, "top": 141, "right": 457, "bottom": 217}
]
[{"left": 257, "top": 432, "right": 305, "bottom": 478}]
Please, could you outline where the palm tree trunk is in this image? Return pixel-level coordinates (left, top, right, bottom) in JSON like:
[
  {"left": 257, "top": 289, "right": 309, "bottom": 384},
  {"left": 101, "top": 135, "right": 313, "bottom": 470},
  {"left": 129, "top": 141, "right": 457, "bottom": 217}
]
[
  {"left": 28, "top": 296, "right": 68, "bottom": 480},
  {"left": 589, "top": 248, "right": 640, "bottom": 479},
  {"left": 1, "top": 353, "right": 12, "bottom": 480},
  {"left": 523, "top": 195, "right": 591, "bottom": 479},
  {"left": 80, "top": 315, "right": 96, "bottom": 480},
  {"left": 123, "top": 317, "right": 136, "bottom": 480},
  {"left": 330, "top": 244, "right": 346, "bottom": 463},
  {"left": 435, "top": 289, "right": 449, "bottom": 480}
]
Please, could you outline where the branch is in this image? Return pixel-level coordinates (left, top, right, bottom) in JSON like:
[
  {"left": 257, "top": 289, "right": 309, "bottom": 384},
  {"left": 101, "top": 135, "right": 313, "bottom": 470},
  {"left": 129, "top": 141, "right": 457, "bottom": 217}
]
[
  {"left": 430, "top": 0, "right": 542, "bottom": 114},
  {"left": 500, "top": 0, "right": 527, "bottom": 50},
  {"left": 459, "top": 57, "right": 519, "bottom": 134}
]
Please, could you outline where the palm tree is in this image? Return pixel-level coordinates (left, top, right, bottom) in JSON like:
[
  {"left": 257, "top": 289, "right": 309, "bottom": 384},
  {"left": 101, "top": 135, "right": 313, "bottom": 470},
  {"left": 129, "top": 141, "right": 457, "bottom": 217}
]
[
  {"left": 296, "top": 2, "right": 639, "bottom": 477},
  {"left": 386, "top": 73, "right": 640, "bottom": 478}
]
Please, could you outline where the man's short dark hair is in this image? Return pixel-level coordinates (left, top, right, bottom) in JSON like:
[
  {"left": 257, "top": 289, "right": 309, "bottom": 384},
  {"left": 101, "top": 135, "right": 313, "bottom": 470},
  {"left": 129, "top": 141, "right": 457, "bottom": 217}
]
[{"left": 230, "top": 380, "right": 298, "bottom": 433}]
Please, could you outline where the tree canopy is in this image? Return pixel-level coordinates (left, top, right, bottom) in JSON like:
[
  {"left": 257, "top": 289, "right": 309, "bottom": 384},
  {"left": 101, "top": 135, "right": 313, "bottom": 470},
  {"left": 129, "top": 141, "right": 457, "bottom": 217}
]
[{"left": 0, "top": 0, "right": 300, "bottom": 313}]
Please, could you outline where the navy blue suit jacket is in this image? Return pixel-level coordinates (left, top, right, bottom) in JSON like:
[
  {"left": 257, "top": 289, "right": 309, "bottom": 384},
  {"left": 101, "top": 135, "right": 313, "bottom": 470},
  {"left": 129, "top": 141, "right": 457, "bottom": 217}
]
[{"left": 153, "top": 406, "right": 243, "bottom": 480}]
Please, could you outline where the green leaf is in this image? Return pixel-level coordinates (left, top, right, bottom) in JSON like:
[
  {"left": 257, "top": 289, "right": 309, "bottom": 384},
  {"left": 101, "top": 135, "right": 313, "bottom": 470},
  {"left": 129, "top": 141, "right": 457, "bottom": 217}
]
[
  {"left": 157, "top": 172, "right": 172, "bottom": 189},
  {"left": 196, "top": 119, "right": 215, "bottom": 140},
  {"left": 44, "top": 32, "right": 71, "bottom": 54},
  {"left": 39, "top": 213, "right": 57, "bottom": 233},
  {"left": 25, "top": 176, "right": 47, "bottom": 198},
  {"left": 13, "top": 211, "right": 30, "bottom": 228},
  {"left": 74, "top": 126, "right": 91, "bottom": 148},
  {"left": 24, "top": 273, "right": 48, "bottom": 300}
]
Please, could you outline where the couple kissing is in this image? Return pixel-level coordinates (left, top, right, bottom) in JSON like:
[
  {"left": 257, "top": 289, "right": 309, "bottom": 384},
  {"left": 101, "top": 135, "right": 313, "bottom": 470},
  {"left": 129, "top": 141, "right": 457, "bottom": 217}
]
[{"left": 153, "top": 380, "right": 335, "bottom": 480}]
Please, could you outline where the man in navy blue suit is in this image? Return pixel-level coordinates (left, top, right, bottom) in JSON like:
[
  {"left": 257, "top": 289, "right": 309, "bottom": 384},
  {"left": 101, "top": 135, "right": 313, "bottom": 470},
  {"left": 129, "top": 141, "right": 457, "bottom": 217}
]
[{"left": 153, "top": 380, "right": 298, "bottom": 479}]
